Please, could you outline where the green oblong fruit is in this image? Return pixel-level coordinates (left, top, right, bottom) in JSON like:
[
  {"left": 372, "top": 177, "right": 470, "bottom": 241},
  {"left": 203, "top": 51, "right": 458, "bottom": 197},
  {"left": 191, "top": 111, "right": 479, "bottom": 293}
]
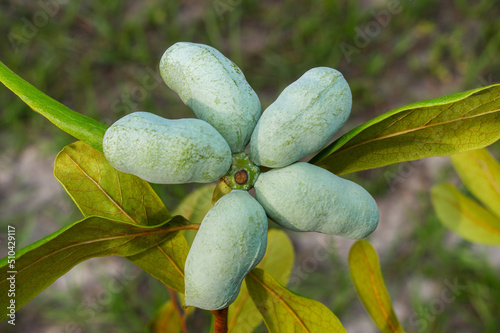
[
  {"left": 185, "top": 190, "right": 268, "bottom": 310},
  {"left": 103, "top": 112, "right": 231, "bottom": 184},
  {"left": 254, "top": 162, "right": 378, "bottom": 239},
  {"left": 250, "top": 67, "right": 352, "bottom": 168},
  {"left": 160, "top": 42, "right": 261, "bottom": 153}
]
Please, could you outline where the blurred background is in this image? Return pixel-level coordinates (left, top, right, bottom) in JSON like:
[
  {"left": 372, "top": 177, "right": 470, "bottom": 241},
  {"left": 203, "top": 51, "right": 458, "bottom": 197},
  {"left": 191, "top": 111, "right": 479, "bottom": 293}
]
[{"left": 1, "top": 0, "right": 499, "bottom": 332}]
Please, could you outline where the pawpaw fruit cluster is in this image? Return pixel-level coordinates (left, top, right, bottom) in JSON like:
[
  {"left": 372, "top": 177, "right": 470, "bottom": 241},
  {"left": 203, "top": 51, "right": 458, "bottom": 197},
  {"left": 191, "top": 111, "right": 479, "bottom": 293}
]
[{"left": 102, "top": 42, "right": 379, "bottom": 311}]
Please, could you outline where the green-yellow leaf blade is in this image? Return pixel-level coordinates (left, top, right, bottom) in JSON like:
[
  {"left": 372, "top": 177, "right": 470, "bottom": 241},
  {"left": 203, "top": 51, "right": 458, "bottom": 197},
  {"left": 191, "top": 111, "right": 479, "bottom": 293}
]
[
  {"left": 0, "top": 216, "right": 193, "bottom": 318},
  {"left": 450, "top": 148, "right": 500, "bottom": 219},
  {"left": 55, "top": 141, "right": 190, "bottom": 292},
  {"left": 174, "top": 184, "right": 215, "bottom": 246},
  {"left": 311, "top": 84, "right": 500, "bottom": 175},
  {"left": 348, "top": 240, "right": 405, "bottom": 333},
  {"left": 127, "top": 235, "right": 189, "bottom": 293},
  {"left": 212, "top": 181, "right": 232, "bottom": 205},
  {"left": 431, "top": 183, "right": 500, "bottom": 245},
  {"left": 0, "top": 60, "right": 108, "bottom": 152},
  {"left": 246, "top": 268, "right": 346, "bottom": 333},
  {"left": 256, "top": 229, "right": 295, "bottom": 285},
  {"left": 147, "top": 299, "right": 193, "bottom": 333},
  {"left": 174, "top": 184, "right": 215, "bottom": 224},
  {"left": 228, "top": 229, "right": 295, "bottom": 333},
  {"left": 148, "top": 300, "right": 183, "bottom": 333},
  {"left": 54, "top": 141, "right": 170, "bottom": 226}
]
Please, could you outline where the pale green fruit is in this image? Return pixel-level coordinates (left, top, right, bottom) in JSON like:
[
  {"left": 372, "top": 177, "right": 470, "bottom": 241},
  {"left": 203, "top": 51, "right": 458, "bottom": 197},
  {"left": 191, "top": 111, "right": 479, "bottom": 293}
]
[
  {"left": 103, "top": 112, "right": 231, "bottom": 184},
  {"left": 185, "top": 190, "right": 268, "bottom": 310},
  {"left": 160, "top": 42, "right": 261, "bottom": 153},
  {"left": 254, "top": 162, "right": 378, "bottom": 239},
  {"left": 250, "top": 67, "right": 352, "bottom": 168}
]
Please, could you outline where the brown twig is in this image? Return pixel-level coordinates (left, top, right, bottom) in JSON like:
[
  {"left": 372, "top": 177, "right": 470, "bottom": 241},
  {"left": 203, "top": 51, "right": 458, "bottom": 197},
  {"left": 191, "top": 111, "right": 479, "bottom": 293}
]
[
  {"left": 211, "top": 307, "right": 229, "bottom": 333},
  {"left": 167, "top": 287, "right": 188, "bottom": 333}
]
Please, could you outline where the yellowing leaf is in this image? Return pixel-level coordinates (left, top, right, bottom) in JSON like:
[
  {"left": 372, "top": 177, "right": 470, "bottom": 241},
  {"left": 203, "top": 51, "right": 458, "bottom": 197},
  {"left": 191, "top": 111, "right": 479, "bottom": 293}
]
[
  {"left": 431, "top": 183, "right": 500, "bottom": 245},
  {"left": 148, "top": 301, "right": 183, "bottom": 333},
  {"left": 148, "top": 298, "right": 193, "bottom": 333},
  {"left": 55, "top": 141, "right": 170, "bottom": 226},
  {"left": 127, "top": 234, "right": 189, "bottom": 293},
  {"left": 311, "top": 84, "right": 500, "bottom": 175},
  {"left": 256, "top": 229, "right": 295, "bottom": 284},
  {"left": 174, "top": 184, "right": 215, "bottom": 246},
  {"left": 349, "top": 240, "right": 405, "bottom": 333},
  {"left": 450, "top": 148, "right": 500, "bottom": 219},
  {"left": 228, "top": 229, "right": 295, "bottom": 332},
  {"left": 174, "top": 184, "right": 215, "bottom": 224},
  {"left": 54, "top": 141, "right": 190, "bottom": 292},
  {"left": 212, "top": 180, "right": 232, "bottom": 205},
  {"left": 246, "top": 268, "right": 346, "bottom": 333}
]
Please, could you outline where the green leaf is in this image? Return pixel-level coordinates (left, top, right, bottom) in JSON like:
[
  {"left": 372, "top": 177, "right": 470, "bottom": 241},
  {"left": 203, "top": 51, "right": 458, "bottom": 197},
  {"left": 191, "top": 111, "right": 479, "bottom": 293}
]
[
  {"left": 54, "top": 141, "right": 190, "bottom": 292},
  {"left": 450, "top": 148, "right": 500, "bottom": 219},
  {"left": 256, "top": 229, "right": 295, "bottom": 284},
  {"left": 0, "top": 216, "right": 195, "bottom": 318},
  {"left": 54, "top": 141, "right": 170, "bottom": 226},
  {"left": 311, "top": 84, "right": 500, "bottom": 175},
  {"left": 147, "top": 298, "right": 193, "bottom": 333},
  {"left": 127, "top": 235, "right": 190, "bottom": 293},
  {"left": 228, "top": 229, "right": 295, "bottom": 332},
  {"left": 348, "top": 240, "right": 405, "bottom": 333},
  {"left": 212, "top": 180, "right": 232, "bottom": 206},
  {"left": 174, "top": 184, "right": 215, "bottom": 246},
  {"left": 147, "top": 300, "right": 184, "bottom": 333},
  {"left": 0, "top": 60, "right": 108, "bottom": 152},
  {"left": 431, "top": 183, "right": 500, "bottom": 245},
  {"left": 174, "top": 184, "right": 215, "bottom": 224},
  {"left": 246, "top": 268, "right": 346, "bottom": 333}
]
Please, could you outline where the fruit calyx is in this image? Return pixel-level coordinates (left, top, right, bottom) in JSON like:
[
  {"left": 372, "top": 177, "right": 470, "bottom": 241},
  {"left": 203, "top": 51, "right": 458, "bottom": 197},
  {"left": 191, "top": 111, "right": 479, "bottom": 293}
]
[{"left": 222, "top": 152, "right": 260, "bottom": 190}]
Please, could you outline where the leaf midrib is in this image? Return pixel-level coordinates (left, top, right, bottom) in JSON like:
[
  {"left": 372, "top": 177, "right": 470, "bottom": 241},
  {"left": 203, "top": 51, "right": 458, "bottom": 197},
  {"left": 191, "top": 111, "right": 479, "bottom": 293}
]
[
  {"left": 1, "top": 229, "right": 167, "bottom": 281},
  {"left": 0, "top": 224, "right": 197, "bottom": 285},
  {"left": 478, "top": 158, "right": 500, "bottom": 201},
  {"left": 435, "top": 188, "right": 500, "bottom": 235},
  {"left": 64, "top": 151, "right": 137, "bottom": 224},
  {"left": 358, "top": 245, "right": 400, "bottom": 333},
  {"left": 332, "top": 102, "right": 500, "bottom": 156},
  {"left": 248, "top": 271, "right": 309, "bottom": 332},
  {"left": 156, "top": 244, "right": 184, "bottom": 279}
]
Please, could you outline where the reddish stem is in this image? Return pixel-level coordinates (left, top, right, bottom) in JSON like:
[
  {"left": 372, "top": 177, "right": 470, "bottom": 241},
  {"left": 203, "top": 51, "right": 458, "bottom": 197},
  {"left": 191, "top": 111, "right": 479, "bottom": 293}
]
[{"left": 211, "top": 307, "right": 229, "bottom": 333}]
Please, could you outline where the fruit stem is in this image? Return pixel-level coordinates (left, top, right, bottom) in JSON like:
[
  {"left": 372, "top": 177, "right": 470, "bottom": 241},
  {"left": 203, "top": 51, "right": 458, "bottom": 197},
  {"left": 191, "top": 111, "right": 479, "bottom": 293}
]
[{"left": 211, "top": 307, "right": 228, "bottom": 333}]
